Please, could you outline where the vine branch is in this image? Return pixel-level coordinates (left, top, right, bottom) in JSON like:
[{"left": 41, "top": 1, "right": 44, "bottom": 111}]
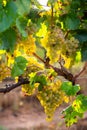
[
  {"left": 33, "top": 53, "right": 87, "bottom": 85},
  {"left": 0, "top": 54, "right": 87, "bottom": 94},
  {"left": 33, "top": 53, "right": 74, "bottom": 83},
  {"left": 74, "top": 62, "right": 87, "bottom": 81},
  {"left": 0, "top": 77, "right": 29, "bottom": 93}
]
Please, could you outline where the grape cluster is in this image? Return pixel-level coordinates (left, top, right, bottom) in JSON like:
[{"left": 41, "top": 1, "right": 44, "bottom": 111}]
[
  {"left": 22, "top": 84, "right": 34, "bottom": 96},
  {"left": 41, "top": 26, "right": 65, "bottom": 63},
  {"left": 0, "top": 63, "right": 11, "bottom": 81},
  {"left": 41, "top": 25, "right": 79, "bottom": 65},
  {"left": 22, "top": 73, "right": 69, "bottom": 121},
  {"left": 37, "top": 80, "right": 68, "bottom": 121},
  {"left": 65, "top": 37, "right": 79, "bottom": 57}
]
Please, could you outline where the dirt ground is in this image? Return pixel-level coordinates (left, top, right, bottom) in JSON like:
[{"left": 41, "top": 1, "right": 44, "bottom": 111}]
[
  {"left": 0, "top": 101, "right": 77, "bottom": 130},
  {"left": 0, "top": 100, "right": 70, "bottom": 130},
  {"left": 0, "top": 68, "right": 87, "bottom": 130}
]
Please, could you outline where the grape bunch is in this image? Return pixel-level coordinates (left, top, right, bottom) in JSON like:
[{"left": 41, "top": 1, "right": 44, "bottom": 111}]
[
  {"left": 37, "top": 80, "right": 69, "bottom": 121},
  {"left": 41, "top": 25, "right": 79, "bottom": 65},
  {"left": 41, "top": 26, "right": 65, "bottom": 63},
  {"left": 22, "top": 84, "right": 36, "bottom": 96},
  {"left": 0, "top": 62, "right": 11, "bottom": 81},
  {"left": 65, "top": 37, "right": 79, "bottom": 57}
]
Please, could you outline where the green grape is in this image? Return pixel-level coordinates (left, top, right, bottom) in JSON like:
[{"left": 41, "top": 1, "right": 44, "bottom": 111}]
[
  {"left": 41, "top": 25, "right": 79, "bottom": 65},
  {"left": 65, "top": 37, "right": 79, "bottom": 57},
  {"left": 41, "top": 26, "right": 66, "bottom": 63},
  {"left": 37, "top": 80, "right": 67, "bottom": 121},
  {"left": 0, "top": 63, "right": 11, "bottom": 81},
  {"left": 22, "top": 84, "right": 36, "bottom": 96}
]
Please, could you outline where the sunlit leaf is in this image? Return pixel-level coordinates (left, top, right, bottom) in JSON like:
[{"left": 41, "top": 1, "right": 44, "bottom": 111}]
[
  {"left": 61, "top": 81, "right": 80, "bottom": 96},
  {"left": 62, "top": 105, "right": 83, "bottom": 127},
  {"left": 29, "top": 73, "right": 47, "bottom": 90},
  {"left": 11, "top": 56, "right": 28, "bottom": 77}
]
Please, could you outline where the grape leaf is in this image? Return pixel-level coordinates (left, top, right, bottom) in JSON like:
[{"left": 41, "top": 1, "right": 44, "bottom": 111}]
[
  {"left": 62, "top": 105, "right": 83, "bottom": 127},
  {"left": 73, "top": 95, "right": 87, "bottom": 113},
  {"left": 70, "top": 0, "right": 81, "bottom": 9},
  {"left": 75, "top": 29, "right": 87, "bottom": 43},
  {"left": 15, "top": 0, "right": 31, "bottom": 16},
  {"left": 0, "top": 1, "right": 17, "bottom": 32},
  {"left": 0, "top": 28, "right": 17, "bottom": 53},
  {"left": 16, "top": 17, "right": 28, "bottom": 38},
  {"left": 75, "top": 30, "right": 87, "bottom": 61},
  {"left": 29, "top": 73, "right": 47, "bottom": 90},
  {"left": 61, "top": 81, "right": 80, "bottom": 96},
  {"left": 11, "top": 56, "right": 28, "bottom": 77},
  {"left": 81, "top": 43, "right": 87, "bottom": 61},
  {"left": 61, "top": 14, "right": 80, "bottom": 30},
  {"left": 62, "top": 94, "right": 87, "bottom": 126}
]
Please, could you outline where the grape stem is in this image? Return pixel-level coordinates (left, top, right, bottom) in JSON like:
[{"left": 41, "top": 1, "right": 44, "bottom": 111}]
[
  {"left": 33, "top": 53, "right": 74, "bottom": 83},
  {"left": 74, "top": 62, "right": 87, "bottom": 82}
]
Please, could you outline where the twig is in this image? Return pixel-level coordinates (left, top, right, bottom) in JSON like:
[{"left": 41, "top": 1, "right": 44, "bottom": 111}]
[
  {"left": 33, "top": 52, "right": 46, "bottom": 64},
  {"left": 64, "top": 30, "right": 70, "bottom": 39},
  {"left": 33, "top": 53, "right": 87, "bottom": 85},
  {"left": 74, "top": 62, "right": 87, "bottom": 80},
  {"left": 33, "top": 52, "right": 74, "bottom": 83},
  {"left": 0, "top": 78, "right": 29, "bottom": 93}
]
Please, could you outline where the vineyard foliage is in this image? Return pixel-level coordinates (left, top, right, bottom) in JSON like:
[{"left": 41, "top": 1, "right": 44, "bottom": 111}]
[{"left": 0, "top": 0, "right": 87, "bottom": 126}]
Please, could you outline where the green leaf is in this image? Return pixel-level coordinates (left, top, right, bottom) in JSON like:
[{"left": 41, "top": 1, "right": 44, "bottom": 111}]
[
  {"left": 15, "top": 0, "right": 31, "bottom": 16},
  {"left": 0, "top": 1, "right": 17, "bottom": 32},
  {"left": 70, "top": 0, "right": 81, "bottom": 9},
  {"left": 75, "top": 29, "right": 87, "bottom": 43},
  {"left": 15, "top": 56, "right": 28, "bottom": 68},
  {"left": 62, "top": 94, "right": 87, "bottom": 126},
  {"left": 0, "top": 28, "right": 17, "bottom": 53},
  {"left": 29, "top": 73, "right": 47, "bottom": 90},
  {"left": 38, "top": 84, "right": 43, "bottom": 91},
  {"left": 11, "top": 56, "right": 28, "bottom": 77},
  {"left": 62, "top": 105, "right": 83, "bottom": 127},
  {"left": 81, "top": 43, "right": 87, "bottom": 61},
  {"left": 62, "top": 14, "right": 80, "bottom": 30},
  {"left": 11, "top": 64, "right": 23, "bottom": 78},
  {"left": 61, "top": 81, "right": 80, "bottom": 96},
  {"left": 73, "top": 95, "right": 87, "bottom": 113},
  {"left": 16, "top": 17, "right": 28, "bottom": 38}
]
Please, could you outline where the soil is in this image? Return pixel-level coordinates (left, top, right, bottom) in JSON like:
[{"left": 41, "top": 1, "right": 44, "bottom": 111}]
[{"left": 0, "top": 101, "right": 77, "bottom": 130}]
